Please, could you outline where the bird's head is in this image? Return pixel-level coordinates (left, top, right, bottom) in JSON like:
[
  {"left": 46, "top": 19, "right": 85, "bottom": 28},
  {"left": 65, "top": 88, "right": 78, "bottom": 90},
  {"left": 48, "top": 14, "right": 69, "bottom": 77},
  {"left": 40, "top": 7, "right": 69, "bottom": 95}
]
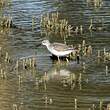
[{"left": 42, "top": 40, "right": 50, "bottom": 46}]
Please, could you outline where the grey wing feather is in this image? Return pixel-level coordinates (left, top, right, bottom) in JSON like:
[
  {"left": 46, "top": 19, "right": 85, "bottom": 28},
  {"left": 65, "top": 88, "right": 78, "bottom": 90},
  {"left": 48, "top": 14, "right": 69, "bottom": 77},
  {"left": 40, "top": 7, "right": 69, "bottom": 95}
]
[{"left": 51, "top": 43, "right": 73, "bottom": 51}]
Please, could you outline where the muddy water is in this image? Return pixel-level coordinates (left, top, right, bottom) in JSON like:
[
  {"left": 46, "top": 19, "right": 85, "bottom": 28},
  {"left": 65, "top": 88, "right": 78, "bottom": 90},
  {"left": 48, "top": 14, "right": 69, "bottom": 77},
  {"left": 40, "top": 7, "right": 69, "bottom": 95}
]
[{"left": 0, "top": 0, "right": 110, "bottom": 110}]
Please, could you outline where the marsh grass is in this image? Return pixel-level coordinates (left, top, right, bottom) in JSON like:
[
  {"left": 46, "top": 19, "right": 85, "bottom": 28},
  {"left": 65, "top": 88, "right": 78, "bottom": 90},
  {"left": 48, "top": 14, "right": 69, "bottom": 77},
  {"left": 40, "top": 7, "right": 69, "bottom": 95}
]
[
  {"left": 0, "top": 47, "right": 12, "bottom": 80},
  {"left": 40, "top": 12, "right": 73, "bottom": 37},
  {"left": 0, "top": 0, "right": 6, "bottom": 7},
  {"left": 87, "top": 0, "right": 103, "bottom": 8},
  {"left": 40, "top": 12, "right": 105, "bottom": 38},
  {"left": 0, "top": 0, "right": 12, "bottom": 7},
  {"left": 76, "top": 40, "right": 93, "bottom": 58},
  {"left": 104, "top": 52, "right": 110, "bottom": 61},
  {"left": 0, "top": 15, "right": 12, "bottom": 28},
  {"left": 0, "top": 0, "right": 13, "bottom": 28},
  {"left": 15, "top": 56, "right": 37, "bottom": 71},
  {"left": 96, "top": 48, "right": 110, "bottom": 62}
]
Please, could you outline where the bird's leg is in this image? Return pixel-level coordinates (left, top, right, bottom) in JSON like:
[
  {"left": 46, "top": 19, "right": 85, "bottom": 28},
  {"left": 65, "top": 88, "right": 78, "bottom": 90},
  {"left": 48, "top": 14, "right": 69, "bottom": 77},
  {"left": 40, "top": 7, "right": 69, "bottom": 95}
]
[
  {"left": 76, "top": 54, "right": 80, "bottom": 64},
  {"left": 58, "top": 56, "right": 60, "bottom": 63},
  {"left": 69, "top": 53, "right": 72, "bottom": 59},
  {"left": 75, "top": 49, "right": 80, "bottom": 64}
]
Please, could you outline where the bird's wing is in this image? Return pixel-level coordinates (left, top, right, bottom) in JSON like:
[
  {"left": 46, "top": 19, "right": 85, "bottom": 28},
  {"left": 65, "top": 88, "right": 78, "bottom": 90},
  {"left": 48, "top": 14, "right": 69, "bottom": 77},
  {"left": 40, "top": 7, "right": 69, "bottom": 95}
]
[{"left": 51, "top": 43, "right": 73, "bottom": 51}]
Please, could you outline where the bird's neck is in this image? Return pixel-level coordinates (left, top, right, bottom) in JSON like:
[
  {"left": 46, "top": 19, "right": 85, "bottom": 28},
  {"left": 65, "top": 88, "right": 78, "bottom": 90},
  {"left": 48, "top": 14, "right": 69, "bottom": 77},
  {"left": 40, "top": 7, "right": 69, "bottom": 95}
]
[
  {"left": 46, "top": 44, "right": 51, "bottom": 49},
  {"left": 47, "top": 44, "right": 51, "bottom": 51}
]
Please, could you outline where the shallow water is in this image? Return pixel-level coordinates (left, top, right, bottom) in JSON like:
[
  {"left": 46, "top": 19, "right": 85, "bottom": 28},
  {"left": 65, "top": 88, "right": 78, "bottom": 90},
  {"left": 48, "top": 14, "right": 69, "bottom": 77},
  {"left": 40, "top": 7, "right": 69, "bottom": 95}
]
[{"left": 0, "top": 0, "right": 110, "bottom": 110}]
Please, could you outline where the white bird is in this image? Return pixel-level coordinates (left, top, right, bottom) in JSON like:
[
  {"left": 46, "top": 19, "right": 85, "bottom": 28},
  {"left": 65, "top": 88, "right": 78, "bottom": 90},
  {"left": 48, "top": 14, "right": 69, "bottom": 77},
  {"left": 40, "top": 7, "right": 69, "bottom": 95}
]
[{"left": 42, "top": 40, "right": 77, "bottom": 58}]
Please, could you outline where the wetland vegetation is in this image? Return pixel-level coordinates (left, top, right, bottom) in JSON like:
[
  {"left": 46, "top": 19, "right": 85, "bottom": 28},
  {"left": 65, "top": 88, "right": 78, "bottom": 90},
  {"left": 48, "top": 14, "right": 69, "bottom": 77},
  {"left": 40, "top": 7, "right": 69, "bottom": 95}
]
[{"left": 0, "top": 0, "right": 110, "bottom": 110}]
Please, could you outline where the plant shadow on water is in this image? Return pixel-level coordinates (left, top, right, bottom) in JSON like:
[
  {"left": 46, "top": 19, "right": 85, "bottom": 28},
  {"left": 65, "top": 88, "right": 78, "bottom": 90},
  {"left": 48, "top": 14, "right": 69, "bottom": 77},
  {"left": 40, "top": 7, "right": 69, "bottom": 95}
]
[{"left": 0, "top": 0, "right": 110, "bottom": 110}]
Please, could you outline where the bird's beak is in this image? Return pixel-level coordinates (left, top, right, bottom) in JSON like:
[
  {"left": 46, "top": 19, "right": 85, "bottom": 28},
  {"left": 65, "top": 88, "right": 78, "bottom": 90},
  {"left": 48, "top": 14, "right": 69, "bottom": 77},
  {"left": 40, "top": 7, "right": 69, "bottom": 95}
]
[{"left": 36, "top": 43, "right": 42, "bottom": 47}]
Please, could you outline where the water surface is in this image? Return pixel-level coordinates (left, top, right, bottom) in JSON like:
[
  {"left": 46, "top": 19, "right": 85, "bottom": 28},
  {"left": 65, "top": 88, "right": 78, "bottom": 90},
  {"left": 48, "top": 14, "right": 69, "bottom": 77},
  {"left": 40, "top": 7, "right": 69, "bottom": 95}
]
[{"left": 0, "top": 0, "right": 110, "bottom": 110}]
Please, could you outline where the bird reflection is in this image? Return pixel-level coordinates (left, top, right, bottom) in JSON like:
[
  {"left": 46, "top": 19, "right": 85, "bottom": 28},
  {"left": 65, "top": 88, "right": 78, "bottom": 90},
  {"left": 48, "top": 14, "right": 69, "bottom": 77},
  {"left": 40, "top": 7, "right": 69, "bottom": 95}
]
[{"left": 42, "top": 65, "right": 79, "bottom": 90}]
